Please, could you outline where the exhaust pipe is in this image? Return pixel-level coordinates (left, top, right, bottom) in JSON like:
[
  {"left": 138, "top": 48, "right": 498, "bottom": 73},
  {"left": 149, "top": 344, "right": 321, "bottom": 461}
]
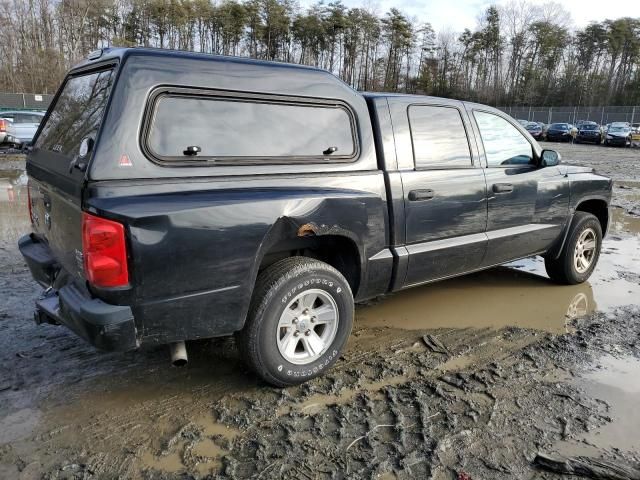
[{"left": 170, "top": 341, "right": 188, "bottom": 367}]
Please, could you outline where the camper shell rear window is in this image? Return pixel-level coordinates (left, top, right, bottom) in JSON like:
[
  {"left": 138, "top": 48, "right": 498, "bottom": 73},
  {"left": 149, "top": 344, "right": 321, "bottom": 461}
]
[{"left": 35, "top": 68, "right": 114, "bottom": 157}]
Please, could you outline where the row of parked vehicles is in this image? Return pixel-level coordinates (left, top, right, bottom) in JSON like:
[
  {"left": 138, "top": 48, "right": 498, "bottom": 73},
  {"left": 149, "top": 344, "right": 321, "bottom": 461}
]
[
  {"left": 0, "top": 110, "right": 45, "bottom": 148},
  {"left": 517, "top": 119, "right": 638, "bottom": 147}
]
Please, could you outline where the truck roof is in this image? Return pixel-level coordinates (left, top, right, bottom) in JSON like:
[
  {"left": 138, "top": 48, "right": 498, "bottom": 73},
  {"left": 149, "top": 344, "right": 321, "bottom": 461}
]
[
  {"left": 73, "top": 47, "right": 336, "bottom": 76},
  {"left": 362, "top": 93, "right": 505, "bottom": 116},
  {"left": 362, "top": 92, "right": 463, "bottom": 104},
  {"left": 75, "top": 49, "right": 498, "bottom": 113}
]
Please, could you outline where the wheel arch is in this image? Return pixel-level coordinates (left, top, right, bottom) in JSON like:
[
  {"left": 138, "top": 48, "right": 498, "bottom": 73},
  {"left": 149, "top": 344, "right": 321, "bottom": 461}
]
[
  {"left": 239, "top": 217, "right": 364, "bottom": 330},
  {"left": 575, "top": 198, "right": 609, "bottom": 236},
  {"left": 256, "top": 227, "right": 363, "bottom": 296},
  {"left": 546, "top": 197, "right": 609, "bottom": 260}
]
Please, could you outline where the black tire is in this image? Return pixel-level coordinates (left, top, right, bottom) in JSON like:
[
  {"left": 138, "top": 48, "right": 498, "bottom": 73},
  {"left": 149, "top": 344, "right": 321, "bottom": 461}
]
[
  {"left": 545, "top": 212, "right": 602, "bottom": 285},
  {"left": 238, "top": 257, "right": 354, "bottom": 387}
]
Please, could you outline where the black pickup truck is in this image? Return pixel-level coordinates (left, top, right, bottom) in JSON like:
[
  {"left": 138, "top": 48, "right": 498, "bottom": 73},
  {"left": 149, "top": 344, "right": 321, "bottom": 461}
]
[{"left": 19, "top": 48, "right": 612, "bottom": 386}]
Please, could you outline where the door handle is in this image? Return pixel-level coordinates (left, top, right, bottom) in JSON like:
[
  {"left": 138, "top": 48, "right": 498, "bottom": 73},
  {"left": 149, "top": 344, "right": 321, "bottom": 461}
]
[
  {"left": 492, "top": 183, "right": 514, "bottom": 193},
  {"left": 408, "top": 189, "right": 435, "bottom": 201}
]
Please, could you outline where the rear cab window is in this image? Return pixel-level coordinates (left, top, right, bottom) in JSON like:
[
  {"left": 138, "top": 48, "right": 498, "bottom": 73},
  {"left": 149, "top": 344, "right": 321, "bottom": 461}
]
[
  {"left": 144, "top": 91, "right": 358, "bottom": 164},
  {"left": 408, "top": 105, "right": 473, "bottom": 169}
]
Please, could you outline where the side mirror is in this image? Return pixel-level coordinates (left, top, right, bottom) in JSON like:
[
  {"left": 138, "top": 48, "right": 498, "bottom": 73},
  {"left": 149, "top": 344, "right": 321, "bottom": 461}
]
[{"left": 541, "top": 149, "right": 561, "bottom": 167}]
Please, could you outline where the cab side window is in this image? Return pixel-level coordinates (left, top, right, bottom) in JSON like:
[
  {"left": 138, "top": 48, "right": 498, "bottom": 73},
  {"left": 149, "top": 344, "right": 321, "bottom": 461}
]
[
  {"left": 474, "top": 111, "right": 534, "bottom": 167},
  {"left": 409, "top": 105, "right": 472, "bottom": 169}
]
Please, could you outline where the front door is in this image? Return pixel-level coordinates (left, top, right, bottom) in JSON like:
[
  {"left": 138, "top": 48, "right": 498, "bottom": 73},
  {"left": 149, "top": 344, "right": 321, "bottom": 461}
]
[
  {"left": 399, "top": 103, "right": 488, "bottom": 287},
  {"left": 471, "top": 109, "right": 569, "bottom": 266}
]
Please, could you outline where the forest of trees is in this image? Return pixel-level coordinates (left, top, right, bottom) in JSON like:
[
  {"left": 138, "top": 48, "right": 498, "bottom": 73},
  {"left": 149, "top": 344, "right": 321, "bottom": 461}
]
[{"left": 0, "top": 0, "right": 639, "bottom": 106}]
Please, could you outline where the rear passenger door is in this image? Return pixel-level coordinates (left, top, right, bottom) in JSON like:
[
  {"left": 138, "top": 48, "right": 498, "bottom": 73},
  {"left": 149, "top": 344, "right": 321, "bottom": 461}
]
[
  {"left": 470, "top": 109, "right": 569, "bottom": 266},
  {"left": 397, "top": 102, "right": 488, "bottom": 287}
]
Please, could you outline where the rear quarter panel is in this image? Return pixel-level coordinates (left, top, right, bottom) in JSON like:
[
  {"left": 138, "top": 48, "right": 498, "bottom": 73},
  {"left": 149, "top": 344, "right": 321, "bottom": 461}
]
[{"left": 86, "top": 173, "right": 389, "bottom": 345}]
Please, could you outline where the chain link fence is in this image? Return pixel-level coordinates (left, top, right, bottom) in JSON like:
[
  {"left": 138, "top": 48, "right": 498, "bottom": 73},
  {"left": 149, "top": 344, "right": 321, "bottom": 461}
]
[
  {"left": 498, "top": 105, "right": 639, "bottom": 125},
  {"left": 0, "top": 93, "right": 53, "bottom": 111}
]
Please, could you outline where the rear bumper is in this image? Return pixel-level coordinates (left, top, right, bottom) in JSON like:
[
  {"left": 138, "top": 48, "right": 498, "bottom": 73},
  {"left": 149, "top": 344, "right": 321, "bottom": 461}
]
[
  {"left": 19, "top": 234, "right": 138, "bottom": 351},
  {"left": 1, "top": 133, "right": 19, "bottom": 144}
]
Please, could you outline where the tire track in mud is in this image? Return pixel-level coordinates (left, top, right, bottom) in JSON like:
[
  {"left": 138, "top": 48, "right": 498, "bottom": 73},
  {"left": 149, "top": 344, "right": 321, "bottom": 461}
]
[
  {"left": 4, "top": 309, "right": 639, "bottom": 479},
  {"left": 202, "top": 312, "right": 638, "bottom": 480}
]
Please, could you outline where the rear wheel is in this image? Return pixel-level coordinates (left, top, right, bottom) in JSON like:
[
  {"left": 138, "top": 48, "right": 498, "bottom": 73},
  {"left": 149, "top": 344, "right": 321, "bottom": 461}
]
[
  {"left": 545, "top": 212, "right": 602, "bottom": 285},
  {"left": 238, "top": 257, "right": 354, "bottom": 387}
]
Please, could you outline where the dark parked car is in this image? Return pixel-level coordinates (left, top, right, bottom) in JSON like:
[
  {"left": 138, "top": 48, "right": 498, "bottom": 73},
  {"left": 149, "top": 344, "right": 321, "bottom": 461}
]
[
  {"left": 546, "top": 123, "right": 574, "bottom": 142},
  {"left": 576, "top": 122, "right": 602, "bottom": 144},
  {"left": 19, "top": 48, "right": 612, "bottom": 386},
  {"left": 604, "top": 123, "right": 633, "bottom": 147},
  {"left": 525, "top": 121, "right": 543, "bottom": 140}
]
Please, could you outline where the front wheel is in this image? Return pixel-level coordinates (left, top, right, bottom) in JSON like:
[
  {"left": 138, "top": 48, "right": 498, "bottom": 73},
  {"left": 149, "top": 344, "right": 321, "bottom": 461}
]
[
  {"left": 238, "top": 257, "right": 354, "bottom": 387},
  {"left": 545, "top": 212, "right": 602, "bottom": 285}
]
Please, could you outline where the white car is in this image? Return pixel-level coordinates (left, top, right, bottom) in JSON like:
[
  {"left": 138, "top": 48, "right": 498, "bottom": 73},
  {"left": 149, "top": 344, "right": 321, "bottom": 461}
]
[{"left": 0, "top": 110, "right": 45, "bottom": 146}]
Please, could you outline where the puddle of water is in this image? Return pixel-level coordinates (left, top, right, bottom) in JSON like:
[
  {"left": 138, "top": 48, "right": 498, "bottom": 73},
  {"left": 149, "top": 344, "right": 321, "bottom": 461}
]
[
  {"left": 0, "top": 169, "right": 29, "bottom": 245},
  {"left": 140, "top": 414, "right": 240, "bottom": 475},
  {"left": 358, "top": 229, "right": 640, "bottom": 334},
  {"left": 0, "top": 407, "right": 41, "bottom": 443},
  {"left": 611, "top": 206, "right": 640, "bottom": 235},
  {"left": 514, "top": 236, "right": 640, "bottom": 313},
  {"left": 555, "top": 354, "right": 640, "bottom": 457},
  {"left": 357, "top": 268, "right": 594, "bottom": 334},
  {"left": 141, "top": 450, "right": 184, "bottom": 474}
]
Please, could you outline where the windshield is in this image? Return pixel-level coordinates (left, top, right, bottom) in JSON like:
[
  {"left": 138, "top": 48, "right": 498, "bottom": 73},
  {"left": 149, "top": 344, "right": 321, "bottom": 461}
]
[
  {"left": 550, "top": 123, "right": 568, "bottom": 130},
  {"left": 525, "top": 123, "right": 540, "bottom": 130},
  {"left": 581, "top": 124, "right": 598, "bottom": 130},
  {"left": 609, "top": 126, "right": 629, "bottom": 133},
  {"left": 35, "top": 68, "right": 114, "bottom": 157}
]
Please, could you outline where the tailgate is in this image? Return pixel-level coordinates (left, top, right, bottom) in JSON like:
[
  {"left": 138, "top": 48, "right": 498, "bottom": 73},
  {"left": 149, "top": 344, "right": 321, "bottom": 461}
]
[{"left": 26, "top": 67, "right": 115, "bottom": 282}]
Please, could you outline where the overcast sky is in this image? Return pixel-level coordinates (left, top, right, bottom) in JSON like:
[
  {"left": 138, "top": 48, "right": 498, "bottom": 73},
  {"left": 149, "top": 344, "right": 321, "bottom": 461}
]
[{"left": 300, "top": 0, "right": 640, "bottom": 34}]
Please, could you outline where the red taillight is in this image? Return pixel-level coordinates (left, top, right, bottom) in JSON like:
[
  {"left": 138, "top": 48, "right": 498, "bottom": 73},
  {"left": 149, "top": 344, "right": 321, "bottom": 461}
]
[
  {"left": 0, "top": 119, "right": 7, "bottom": 133},
  {"left": 82, "top": 212, "right": 129, "bottom": 287}
]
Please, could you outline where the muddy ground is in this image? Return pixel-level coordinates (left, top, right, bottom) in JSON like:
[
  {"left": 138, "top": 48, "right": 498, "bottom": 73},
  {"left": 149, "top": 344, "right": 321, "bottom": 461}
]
[{"left": 0, "top": 143, "right": 639, "bottom": 479}]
